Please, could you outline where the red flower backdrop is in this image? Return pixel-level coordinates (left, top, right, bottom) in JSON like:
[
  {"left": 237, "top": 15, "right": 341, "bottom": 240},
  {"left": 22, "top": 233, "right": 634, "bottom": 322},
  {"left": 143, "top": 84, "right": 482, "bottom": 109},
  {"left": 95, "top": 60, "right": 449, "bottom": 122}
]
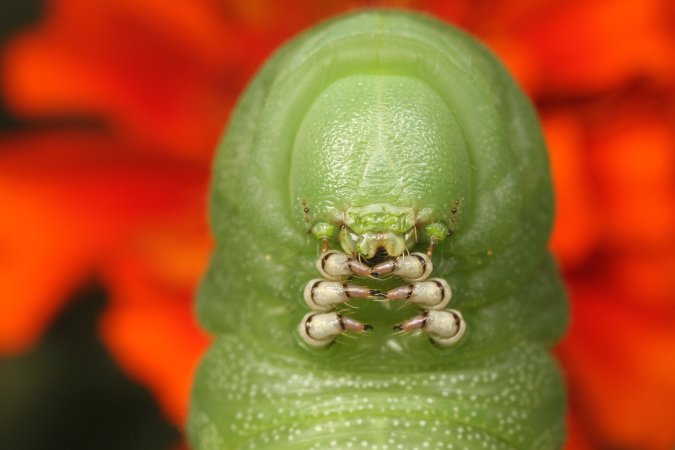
[{"left": 1, "top": 0, "right": 674, "bottom": 448}]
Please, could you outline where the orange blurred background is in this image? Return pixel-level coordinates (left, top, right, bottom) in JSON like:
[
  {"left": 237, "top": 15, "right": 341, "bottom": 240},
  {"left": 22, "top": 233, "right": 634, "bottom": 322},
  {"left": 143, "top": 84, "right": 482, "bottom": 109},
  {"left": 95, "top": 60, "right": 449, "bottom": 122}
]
[{"left": 1, "top": 1, "right": 674, "bottom": 449}]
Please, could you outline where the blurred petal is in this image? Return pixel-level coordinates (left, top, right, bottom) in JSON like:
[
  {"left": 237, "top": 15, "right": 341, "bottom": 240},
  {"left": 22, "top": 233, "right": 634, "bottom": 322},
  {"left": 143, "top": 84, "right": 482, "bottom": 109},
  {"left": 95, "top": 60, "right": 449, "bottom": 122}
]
[
  {"left": 589, "top": 113, "right": 675, "bottom": 251},
  {"left": 99, "top": 220, "right": 211, "bottom": 424},
  {"left": 0, "top": 131, "right": 208, "bottom": 353},
  {"left": 558, "top": 281, "right": 675, "bottom": 449},
  {"left": 522, "top": 0, "right": 675, "bottom": 94},
  {"left": 544, "top": 112, "right": 600, "bottom": 269},
  {"left": 1, "top": 0, "right": 395, "bottom": 159},
  {"left": 429, "top": 0, "right": 675, "bottom": 95},
  {"left": 607, "top": 250, "right": 675, "bottom": 311},
  {"left": 564, "top": 410, "right": 595, "bottom": 450},
  {"left": 3, "top": 0, "right": 239, "bottom": 159}
]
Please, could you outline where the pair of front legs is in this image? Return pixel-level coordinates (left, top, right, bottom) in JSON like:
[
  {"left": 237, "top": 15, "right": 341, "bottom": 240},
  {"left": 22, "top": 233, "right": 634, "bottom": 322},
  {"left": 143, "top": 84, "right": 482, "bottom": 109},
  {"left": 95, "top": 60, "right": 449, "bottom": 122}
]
[{"left": 299, "top": 249, "right": 466, "bottom": 347}]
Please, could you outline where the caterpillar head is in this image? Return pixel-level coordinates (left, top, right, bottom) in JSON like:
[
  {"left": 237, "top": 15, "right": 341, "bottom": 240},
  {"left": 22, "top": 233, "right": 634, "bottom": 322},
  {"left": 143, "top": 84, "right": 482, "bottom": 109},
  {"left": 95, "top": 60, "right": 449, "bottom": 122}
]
[{"left": 293, "top": 74, "right": 466, "bottom": 260}]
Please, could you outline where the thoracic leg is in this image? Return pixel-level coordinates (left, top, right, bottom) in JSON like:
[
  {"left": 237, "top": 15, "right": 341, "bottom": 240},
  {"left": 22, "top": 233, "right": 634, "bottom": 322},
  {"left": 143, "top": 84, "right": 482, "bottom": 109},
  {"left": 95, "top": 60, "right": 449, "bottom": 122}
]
[
  {"left": 385, "top": 278, "right": 451, "bottom": 310},
  {"left": 301, "top": 245, "right": 465, "bottom": 349},
  {"left": 303, "top": 279, "right": 385, "bottom": 312},
  {"left": 317, "top": 250, "right": 433, "bottom": 282},
  {"left": 299, "top": 312, "right": 372, "bottom": 347},
  {"left": 394, "top": 310, "right": 466, "bottom": 346},
  {"left": 371, "top": 252, "right": 432, "bottom": 281},
  {"left": 316, "top": 250, "right": 372, "bottom": 280}
]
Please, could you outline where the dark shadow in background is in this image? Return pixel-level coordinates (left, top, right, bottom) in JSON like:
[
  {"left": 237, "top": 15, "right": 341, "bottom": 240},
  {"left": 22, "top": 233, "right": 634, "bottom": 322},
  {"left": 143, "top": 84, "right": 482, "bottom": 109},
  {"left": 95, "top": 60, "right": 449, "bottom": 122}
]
[
  {"left": 0, "top": 2, "right": 181, "bottom": 449},
  {"left": 0, "top": 286, "right": 180, "bottom": 450},
  {"left": 0, "top": 0, "right": 43, "bottom": 130}
]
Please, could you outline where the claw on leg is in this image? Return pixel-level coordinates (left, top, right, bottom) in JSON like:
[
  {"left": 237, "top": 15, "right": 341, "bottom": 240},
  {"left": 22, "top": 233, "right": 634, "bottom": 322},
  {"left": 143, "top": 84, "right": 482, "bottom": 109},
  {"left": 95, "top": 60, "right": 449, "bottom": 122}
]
[
  {"left": 393, "top": 310, "right": 466, "bottom": 347},
  {"left": 385, "top": 278, "right": 451, "bottom": 310},
  {"left": 299, "top": 312, "right": 372, "bottom": 347},
  {"left": 371, "top": 252, "right": 432, "bottom": 281},
  {"left": 304, "top": 279, "right": 385, "bottom": 311}
]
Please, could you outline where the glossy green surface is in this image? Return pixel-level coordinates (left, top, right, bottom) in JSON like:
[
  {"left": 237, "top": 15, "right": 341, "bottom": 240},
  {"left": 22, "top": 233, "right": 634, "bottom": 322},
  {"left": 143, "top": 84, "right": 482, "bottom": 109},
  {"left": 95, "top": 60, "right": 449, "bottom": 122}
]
[
  {"left": 189, "top": 10, "right": 567, "bottom": 450},
  {"left": 290, "top": 74, "right": 469, "bottom": 225}
]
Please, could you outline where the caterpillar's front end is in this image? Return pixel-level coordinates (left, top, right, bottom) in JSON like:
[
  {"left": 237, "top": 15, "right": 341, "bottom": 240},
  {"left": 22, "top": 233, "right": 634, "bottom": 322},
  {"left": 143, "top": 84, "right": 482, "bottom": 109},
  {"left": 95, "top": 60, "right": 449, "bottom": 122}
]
[{"left": 189, "top": 10, "right": 568, "bottom": 450}]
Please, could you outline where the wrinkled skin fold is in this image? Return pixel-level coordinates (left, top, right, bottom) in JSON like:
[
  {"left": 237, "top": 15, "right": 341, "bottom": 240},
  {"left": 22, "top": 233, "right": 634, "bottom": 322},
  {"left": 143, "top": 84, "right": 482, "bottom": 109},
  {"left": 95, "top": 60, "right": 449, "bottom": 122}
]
[{"left": 189, "top": 10, "right": 567, "bottom": 450}]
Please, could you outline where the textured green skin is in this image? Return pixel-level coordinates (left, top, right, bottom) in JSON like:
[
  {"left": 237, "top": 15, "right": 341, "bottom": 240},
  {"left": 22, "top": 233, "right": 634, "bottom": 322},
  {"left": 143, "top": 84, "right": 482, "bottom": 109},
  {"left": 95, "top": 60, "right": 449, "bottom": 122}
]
[{"left": 189, "top": 10, "right": 568, "bottom": 450}]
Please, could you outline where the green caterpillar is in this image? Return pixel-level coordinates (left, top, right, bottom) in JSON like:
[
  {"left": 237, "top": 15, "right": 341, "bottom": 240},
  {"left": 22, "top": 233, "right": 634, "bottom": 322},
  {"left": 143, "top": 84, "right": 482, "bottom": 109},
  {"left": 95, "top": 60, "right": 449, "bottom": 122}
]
[{"left": 188, "top": 10, "right": 568, "bottom": 450}]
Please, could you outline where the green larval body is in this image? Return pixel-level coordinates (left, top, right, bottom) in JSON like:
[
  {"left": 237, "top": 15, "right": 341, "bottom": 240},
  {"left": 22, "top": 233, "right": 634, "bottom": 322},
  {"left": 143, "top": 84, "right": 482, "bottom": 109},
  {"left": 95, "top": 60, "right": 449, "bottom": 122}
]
[{"left": 189, "top": 10, "right": 568, "bottom": 450}]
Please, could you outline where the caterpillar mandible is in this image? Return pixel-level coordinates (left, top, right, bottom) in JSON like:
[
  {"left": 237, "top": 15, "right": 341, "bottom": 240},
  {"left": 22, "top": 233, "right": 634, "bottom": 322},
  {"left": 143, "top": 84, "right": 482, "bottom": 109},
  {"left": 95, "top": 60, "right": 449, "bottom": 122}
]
[{"left": 189, "top": 10, "right": 568, "bottom": 450}]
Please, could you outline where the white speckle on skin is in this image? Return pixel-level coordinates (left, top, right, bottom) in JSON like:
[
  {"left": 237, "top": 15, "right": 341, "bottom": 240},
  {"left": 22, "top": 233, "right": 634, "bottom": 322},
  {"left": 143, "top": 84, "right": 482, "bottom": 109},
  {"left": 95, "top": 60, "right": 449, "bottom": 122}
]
[{"left": 193, "top": 335, "right": 561, "bottom": 449}]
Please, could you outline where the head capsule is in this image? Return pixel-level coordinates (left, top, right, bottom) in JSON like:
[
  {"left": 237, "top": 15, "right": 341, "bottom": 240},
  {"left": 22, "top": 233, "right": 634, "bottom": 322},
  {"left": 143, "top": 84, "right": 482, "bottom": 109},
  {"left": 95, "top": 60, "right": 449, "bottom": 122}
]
[
  {"left": 309, "top": 202, "right": 451, "bottom": 263},
  {"left": 339, "top": 204, "right": 417, "bottom": 260}
]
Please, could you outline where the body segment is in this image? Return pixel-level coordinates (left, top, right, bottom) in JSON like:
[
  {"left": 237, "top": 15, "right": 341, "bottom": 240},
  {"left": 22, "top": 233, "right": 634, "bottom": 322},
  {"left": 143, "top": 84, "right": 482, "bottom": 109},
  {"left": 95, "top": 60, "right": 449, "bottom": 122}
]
[{"left": 189, "top": 10, "right": 567, "bottom": 449}]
